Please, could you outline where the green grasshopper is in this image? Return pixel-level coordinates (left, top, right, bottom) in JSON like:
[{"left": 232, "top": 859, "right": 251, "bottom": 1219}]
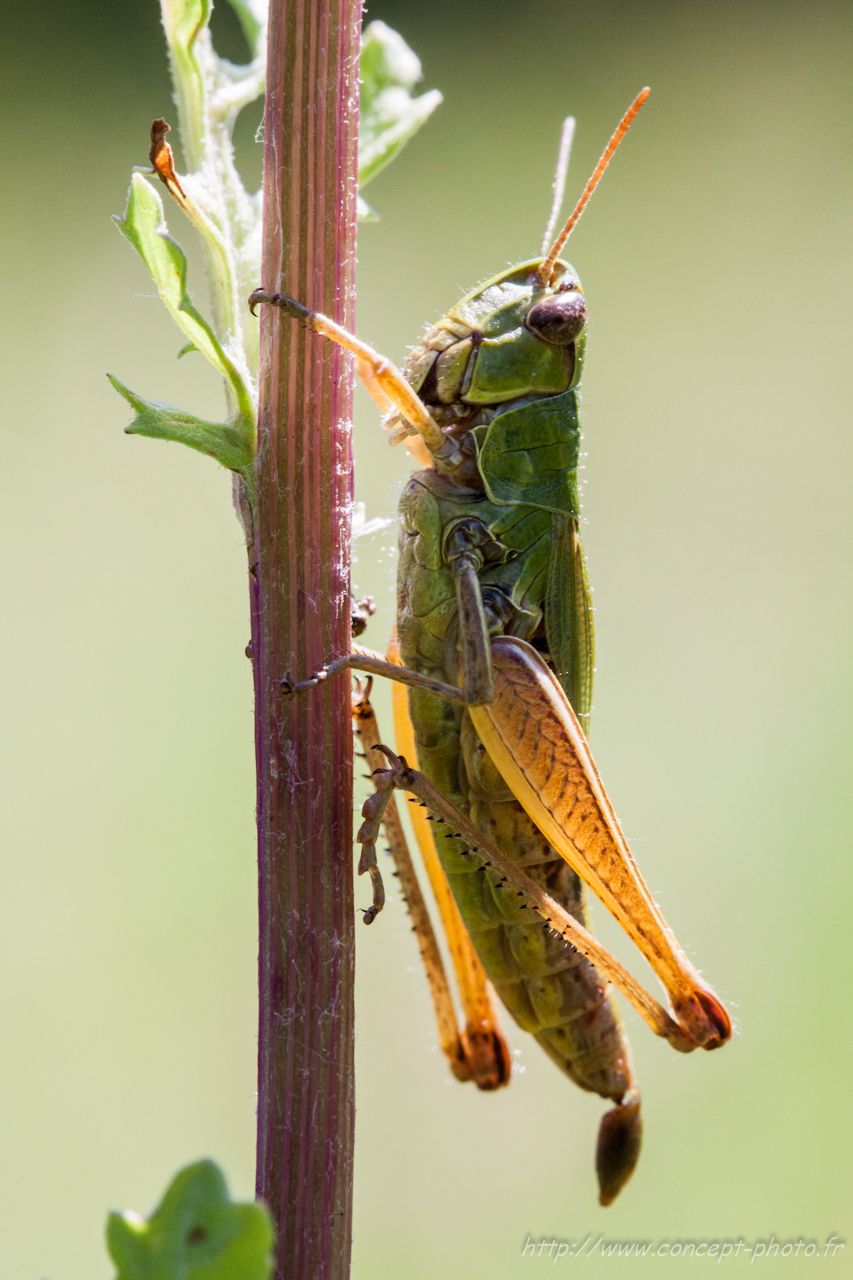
[{"left": 249, "top": 88, "right": 731, "bottom": 1206}]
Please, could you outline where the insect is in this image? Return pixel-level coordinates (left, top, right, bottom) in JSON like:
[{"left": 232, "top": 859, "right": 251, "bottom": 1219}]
[{"left": 249, "top": 88, "right": 731, "bottom": 1206}]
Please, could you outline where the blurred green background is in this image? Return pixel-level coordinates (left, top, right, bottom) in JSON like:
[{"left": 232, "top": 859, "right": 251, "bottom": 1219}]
[{"left": 1, "top": 0, "right": 851, "bottom": 1275}]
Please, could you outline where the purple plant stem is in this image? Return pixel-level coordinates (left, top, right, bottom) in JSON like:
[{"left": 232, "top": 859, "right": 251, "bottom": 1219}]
[{"left": 250, "top": 2, "right": 362, "bottom": 1277}]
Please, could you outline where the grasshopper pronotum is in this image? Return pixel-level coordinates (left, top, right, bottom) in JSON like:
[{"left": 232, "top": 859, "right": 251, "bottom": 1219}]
[{"left": 250, "top": 88, "right": 731, "bottom": 1206}]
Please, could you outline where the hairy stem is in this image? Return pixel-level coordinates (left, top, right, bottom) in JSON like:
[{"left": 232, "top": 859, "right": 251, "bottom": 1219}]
[{"left": 251, "top": 2, "right": 361, "bottom": 1277}]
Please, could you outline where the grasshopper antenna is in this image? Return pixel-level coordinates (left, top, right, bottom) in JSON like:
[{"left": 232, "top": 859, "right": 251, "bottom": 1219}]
[
  {"left": 539, "top": 116, "right": 576, "bottom": 258},
  {"left": 538, "top": 87, "right": 650, "bottom": 288}
]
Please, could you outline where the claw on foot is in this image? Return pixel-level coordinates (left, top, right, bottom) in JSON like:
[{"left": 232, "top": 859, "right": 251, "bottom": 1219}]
[
  {"left": 280, "top": 669, "right": 327, "bottom": 698},
  {"left": 248, "top": 288, "right": 312, "bottom": 322}
]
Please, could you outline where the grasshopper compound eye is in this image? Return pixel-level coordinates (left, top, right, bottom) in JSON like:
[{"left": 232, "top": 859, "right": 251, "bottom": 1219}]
[{"left": 526, "top": 290, "right": 587, "bottom": 346}]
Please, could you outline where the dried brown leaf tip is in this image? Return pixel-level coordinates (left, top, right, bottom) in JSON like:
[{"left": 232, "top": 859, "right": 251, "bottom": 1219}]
[{"left": 149, "top": 117, "right": 186, "bottom": 199}]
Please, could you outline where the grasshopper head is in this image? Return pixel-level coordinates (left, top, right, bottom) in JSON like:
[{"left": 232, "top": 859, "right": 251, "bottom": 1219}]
[
  {"left": 449, "top": 258, "right": 585, "bottom": 340},
  {"left": 441, "top": 258, "right": 588, "bottom": 403},
  {"left": 397, "top": 261, "right": 587, "bottom": 481},
  {"left": 402, "top": 91, "right": 650, "bottom": 424}
]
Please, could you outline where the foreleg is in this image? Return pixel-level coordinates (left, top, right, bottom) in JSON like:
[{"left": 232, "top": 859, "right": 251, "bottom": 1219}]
[{"left": 248, "top": 289, "right": 461, "bottom": 469}]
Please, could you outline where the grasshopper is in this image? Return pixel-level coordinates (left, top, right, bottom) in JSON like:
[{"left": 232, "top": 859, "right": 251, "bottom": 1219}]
[{"left": 249, "top": 88, "right": 731, "bottom": 1206}]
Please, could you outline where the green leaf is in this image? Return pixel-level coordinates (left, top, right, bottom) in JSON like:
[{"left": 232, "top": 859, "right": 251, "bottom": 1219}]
[
  {"left": 113, "top": 174, "right": 254, "bottom": 424},
  {"left": 356, "top": 194, "right": 379, "bottom": 222},
  {"left": 108, "top": 375, "right": 254, "bottom": 472},
  {"left": 358, "top": 21, "right": 442, "bottom": 189},
  {"left": 106, "top": 1159, "right": 274, "bottom": 1280}
]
